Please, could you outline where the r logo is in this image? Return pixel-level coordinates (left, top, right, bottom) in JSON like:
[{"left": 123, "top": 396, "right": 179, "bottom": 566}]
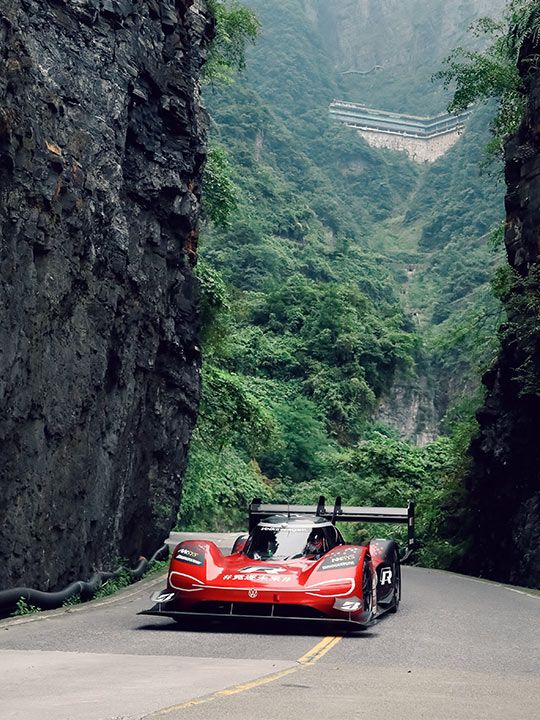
[
  {"left": 380, "top": 567, "right": 393, "bottom": 585},
  {"left": 241, "top": 565, "right": 286, "bottom": 574},
  {"left": 248, "top": 588, "right": 258, "bottom": 598}
]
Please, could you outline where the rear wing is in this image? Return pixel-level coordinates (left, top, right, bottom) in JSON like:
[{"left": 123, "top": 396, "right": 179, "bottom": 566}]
[{"left": 249, "top": 496, "right": 416, "bottom": 561}]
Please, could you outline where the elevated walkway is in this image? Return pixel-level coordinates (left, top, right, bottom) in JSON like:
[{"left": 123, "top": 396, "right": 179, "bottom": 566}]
[{"left": 329, "top": 100, "right": 471, "bottom": 162}]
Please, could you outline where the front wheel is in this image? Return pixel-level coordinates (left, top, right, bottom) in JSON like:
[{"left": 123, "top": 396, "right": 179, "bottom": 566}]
[{"left": 361, "top": 559, "right": 373, "bottom": 618}]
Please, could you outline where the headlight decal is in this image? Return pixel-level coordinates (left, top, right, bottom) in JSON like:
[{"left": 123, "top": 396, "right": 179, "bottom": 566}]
[
  {"left": 169, "top": 571, "right": 205, "bottom": 592},
  {"left": 304, "top": 577, "right": 355, "bottom": 597}
]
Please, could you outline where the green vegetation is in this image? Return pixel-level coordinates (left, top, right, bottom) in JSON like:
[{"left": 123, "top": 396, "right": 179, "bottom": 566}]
[
  {"left": 496, "top": 265, "right": 540, "bottom": 395},
  {"left": 202, "top": 144, "right": 240, "bottom": 228},
  {"left": 204, "top": 1, "right": 260, "bottom": 85},
  {"left": 62, "top": 594, "right": 81, "bottom": 607},
  {"left": 94, "top": 559, "right": 169, "bottom": 598},
  {"left": 144, "top": 559, "right": 169, "bottom": 577},
  {"left": 94, "top": 569, "right": 133, "bottom": 599},
  {"left": 437, "top": 0, "right": 540, "bottom": 154},
  {"left": 183, "top": 122, "right": 423, "bottom": 529},
  {"left": 14, "top": 597, "right": 40, "bottom": 616},
  {"left": 178, "top": 0, "right": 535, "bottom": 568}
]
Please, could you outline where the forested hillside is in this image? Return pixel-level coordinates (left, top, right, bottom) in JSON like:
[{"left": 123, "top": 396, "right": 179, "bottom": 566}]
[{"left": 180, "top": 0, "right": 511, "bottom": 569}]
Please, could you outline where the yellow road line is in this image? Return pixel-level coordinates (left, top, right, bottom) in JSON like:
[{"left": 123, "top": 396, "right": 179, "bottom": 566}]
[
  {"left": 146, "top": 634, "right": 343, "bottom": 717},
  {"left": 151, "top": 667, "right": 299, "bottom": 715},
  {"left": 297, "top": 635, "right": 340, "bottom": 664},
  {"left": 300, "top": 635, "right": 342, "bottom": 664}
]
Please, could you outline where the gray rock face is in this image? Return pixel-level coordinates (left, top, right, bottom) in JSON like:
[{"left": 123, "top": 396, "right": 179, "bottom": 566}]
[
  {"left": 303, "top": 0, "right": 507, "bottom": 74},
  {"left": 458, "top": 38, "right": 540, "bottom": 588},
  {"left": 0, "top": 0, "right": 213, "bottom": 589},
  {"left": 375, "top": 370, "right": 437, "bottom": 448}
]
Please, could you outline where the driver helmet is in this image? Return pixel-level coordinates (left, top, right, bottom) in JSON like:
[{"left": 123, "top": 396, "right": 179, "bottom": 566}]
[
  {"left": 259, "top": 535, "right": 277, "bottom": 559},
  {"left": 305, "top": 532, "right": 324, "bottom": 556}
]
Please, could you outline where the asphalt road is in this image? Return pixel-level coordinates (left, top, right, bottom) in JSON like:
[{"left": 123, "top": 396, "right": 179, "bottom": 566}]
[{"left": 1, "top": 535, "right": 539, "bottom": 720}]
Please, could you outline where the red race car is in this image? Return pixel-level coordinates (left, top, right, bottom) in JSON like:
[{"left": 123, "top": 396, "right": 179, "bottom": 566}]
[{"left": 139, "top": 497, "right": 415, "bottom": 630}]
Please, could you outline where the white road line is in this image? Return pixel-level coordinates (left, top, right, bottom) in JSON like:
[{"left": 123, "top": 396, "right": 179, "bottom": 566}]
[{"left": 505, "top": 587, "right": 540, "bottom": 599}]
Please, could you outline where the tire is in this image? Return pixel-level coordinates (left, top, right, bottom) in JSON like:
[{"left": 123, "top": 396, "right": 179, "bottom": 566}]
[
  {"left": 389, "top": 550, "right": 401, "bottom": 613},
  {"left": 362, "top": 559, "right": 373, "bottom": 617}
]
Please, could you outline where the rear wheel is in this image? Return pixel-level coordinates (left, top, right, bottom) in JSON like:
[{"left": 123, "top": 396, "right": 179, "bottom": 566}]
[{"left": 389, "top": 550, "right": 401, "bottom": 613}]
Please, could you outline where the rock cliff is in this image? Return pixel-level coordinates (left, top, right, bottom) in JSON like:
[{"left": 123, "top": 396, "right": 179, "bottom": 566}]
[
  {"left": 0, "top": 0, "right": 212, "bottom": 589},
  {"left": 303, "top": 0, "right": 506, "bottom": 74},
  {"left": 457, "top": 37, "right": 540, "bottom": 587}
]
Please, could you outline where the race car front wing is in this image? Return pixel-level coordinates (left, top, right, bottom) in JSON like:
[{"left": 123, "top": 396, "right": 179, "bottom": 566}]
[{"left": 137, "top": 604, "right": 372, "bottom": 630}]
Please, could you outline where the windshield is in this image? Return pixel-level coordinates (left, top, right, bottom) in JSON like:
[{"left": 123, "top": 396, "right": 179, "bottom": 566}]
[{"left": 244, "top": 525, "right": 327, "bottom": 561}]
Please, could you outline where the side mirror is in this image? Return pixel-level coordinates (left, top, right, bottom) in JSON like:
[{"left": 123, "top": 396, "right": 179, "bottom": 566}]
[{"left": 231, "top": 534, "right": 249, "bottom": 555}]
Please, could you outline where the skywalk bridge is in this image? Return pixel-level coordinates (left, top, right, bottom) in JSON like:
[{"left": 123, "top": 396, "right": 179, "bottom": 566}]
[{"left": 329, "top": 100, "right": 471, "bottom": 162}]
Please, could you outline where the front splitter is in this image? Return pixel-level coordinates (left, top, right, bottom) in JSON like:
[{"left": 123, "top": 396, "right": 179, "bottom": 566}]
[{"left": 137, "top": 607, "right": 372, "bottom": 631}]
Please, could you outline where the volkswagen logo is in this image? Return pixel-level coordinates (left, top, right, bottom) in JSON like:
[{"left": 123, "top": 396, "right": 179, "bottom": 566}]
[{"left": 248, "top": 588, "right": 258, "bottom": 599}]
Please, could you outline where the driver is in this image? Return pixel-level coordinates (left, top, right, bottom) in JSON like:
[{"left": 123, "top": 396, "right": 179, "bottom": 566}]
[
  {"left": 254, "top": 534, "right": 278, "bottom": 560},
  {"left": 304, "top": 531, "right": 324, "bottom": 558}
]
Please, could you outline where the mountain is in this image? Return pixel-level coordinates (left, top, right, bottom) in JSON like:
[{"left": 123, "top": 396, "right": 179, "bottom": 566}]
[
  {"left": 183, "top": 0, "right": 509, "bottom": 564},
  {"left": 202, "top": 0, "right": 507, "bottom": 438},
  {"left": 303, "top": 0, "right": 506, "bottom": 113}
]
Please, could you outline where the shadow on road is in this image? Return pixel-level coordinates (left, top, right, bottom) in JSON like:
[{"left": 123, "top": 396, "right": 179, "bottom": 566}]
[{"left": 134, "top": 616, "right": 378, "bottom": 638}]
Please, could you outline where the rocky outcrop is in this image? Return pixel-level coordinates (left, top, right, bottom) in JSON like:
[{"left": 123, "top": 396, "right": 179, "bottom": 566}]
[
  {"left": 375, "top": 370, "right": 438, "bottom": 447},
  {"left": 457, "top": 38, "right": 540, "bottom": 587},
  {"left": 0, "top": 0, "right": 213, "bottom": 589}
]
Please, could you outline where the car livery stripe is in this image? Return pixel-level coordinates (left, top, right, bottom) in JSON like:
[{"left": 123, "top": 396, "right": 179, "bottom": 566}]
[
  {"left": 170, "top": 583, "right": 307, "bottom": 593},
  {"left": 169, "top": 582, "right": 355, "bottom": 596}
]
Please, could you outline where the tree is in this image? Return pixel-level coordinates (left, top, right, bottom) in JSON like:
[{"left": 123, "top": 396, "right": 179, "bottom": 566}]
[
  {"left": 201, "top": 2, "right": 260, "bottom": 227},
  {"left": 436, "top": 0, "right": 540, "bottom": 154},
  {"left": 202, "top": 143, "right": 239, "bottom": 228},
  {"left": 205, "top": 1, "right": 260, "bottom": 85}
]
